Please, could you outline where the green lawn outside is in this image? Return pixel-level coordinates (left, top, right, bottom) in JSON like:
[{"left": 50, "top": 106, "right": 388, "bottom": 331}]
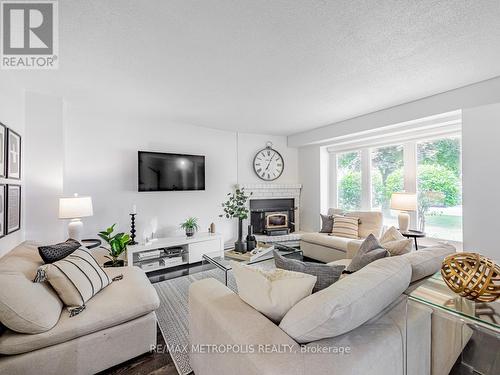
[{"left": 424, "top": 214, "right": 462, "bottom": 242}]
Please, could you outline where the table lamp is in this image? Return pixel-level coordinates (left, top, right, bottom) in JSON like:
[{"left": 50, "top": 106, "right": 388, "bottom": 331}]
[
  {"left": 59, "top": 194, "right": 93, "bottom": 241},
  {"left": 390, "top": 192, "right": 417, "bottom": 232}
]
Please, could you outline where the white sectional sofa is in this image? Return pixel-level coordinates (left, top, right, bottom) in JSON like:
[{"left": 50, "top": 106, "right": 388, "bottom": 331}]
[
  {"left": 0, "top": 242, "right": 160, "bottom": 375},
  {"left": 300, "top": 209, "right": 383, "bottom": 263},
  {"left": 189, "top": 244, "right": 462, "bottom": 375}
]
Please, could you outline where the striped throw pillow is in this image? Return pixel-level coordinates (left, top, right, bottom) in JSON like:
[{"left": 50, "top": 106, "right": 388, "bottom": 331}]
[
  {"left": 331, "top": 216, "right": 359, "bottom": 239},
  {"left": 34, "top": 248, "right": 114, "bottom": 316}
]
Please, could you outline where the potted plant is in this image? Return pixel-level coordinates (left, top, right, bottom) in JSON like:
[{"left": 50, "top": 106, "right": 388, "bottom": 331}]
[
  {"left": 181, "top": 217, "right": 199, "bottom": 237},
  {"left": 98, "top": 224, "right": 131, "bottom": 267},
  {"left": 220, "top": 188, "right": 252, "bottom": 252}
]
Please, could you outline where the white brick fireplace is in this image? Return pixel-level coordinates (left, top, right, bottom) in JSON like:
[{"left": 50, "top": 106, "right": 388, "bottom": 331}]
[{"left": 236, "top": 183, "right": 303, "bottom": 243}]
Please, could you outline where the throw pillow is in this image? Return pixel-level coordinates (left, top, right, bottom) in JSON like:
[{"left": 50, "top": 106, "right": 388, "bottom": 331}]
[
  {"left": 231, "top": 261, "right": 316, "bottom": 323},
  {"left": 34, "top": 248, "right": 113, "bottom": 316},
  {"left": 0, "top": 271, "right": 63, "bottom": 333},
  {"left": 38, "top": 239, "right": 81, "bottom": 264},
  {"left": 331, "top": 216, "right": 359, "bottom": 239},
  {"left": 319, "top": 214, "right": 334, "bottom": 233},
  {"left": 274, "top": 251, "right": 345, "bottom": 292},
  {"left": 380, "top": 226, "right": 412, "bottom": 255},
  {"left": 344, "top": 234, "right": 389, "bottom": 273}
]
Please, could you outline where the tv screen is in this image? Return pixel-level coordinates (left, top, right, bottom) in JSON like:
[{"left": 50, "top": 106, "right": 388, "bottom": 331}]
[{"left": 138, "top": 151, "right": 205, "bottom": 191}]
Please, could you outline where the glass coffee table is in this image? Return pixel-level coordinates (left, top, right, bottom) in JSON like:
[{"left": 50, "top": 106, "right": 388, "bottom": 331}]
[{"left": 202, "top": 243, "right": 302, "bottom": 286}]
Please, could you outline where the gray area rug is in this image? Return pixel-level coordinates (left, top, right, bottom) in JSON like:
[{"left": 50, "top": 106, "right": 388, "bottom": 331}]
[{"left": 153, "top": 269, "right": 237, "bottom": 375}]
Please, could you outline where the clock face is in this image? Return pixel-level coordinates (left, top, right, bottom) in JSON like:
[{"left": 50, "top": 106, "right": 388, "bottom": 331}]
[{"left": 253, "top": 148, "right": 284, "bottom": 181}]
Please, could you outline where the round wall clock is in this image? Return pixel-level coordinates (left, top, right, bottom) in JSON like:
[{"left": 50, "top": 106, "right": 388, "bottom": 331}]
[{"left": 253, "top": 142, "right": 284, "bottom": 181}]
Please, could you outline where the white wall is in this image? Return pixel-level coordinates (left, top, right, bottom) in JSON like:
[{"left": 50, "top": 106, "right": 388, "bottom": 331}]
[
  {"left": 20, "top": 101, "right": 299, "bottom": 248},
  {"left": 0, "top": 80, "right": 25, "bottom": 256},
  {"left": 462, "top": 103, "right": 500, "bottom": 261},
  {"left": 24, "top": 92, "right": 65, "bottom": 243},
  {"left": 298, "top": 145, "right": 321, "bottom": 231}
]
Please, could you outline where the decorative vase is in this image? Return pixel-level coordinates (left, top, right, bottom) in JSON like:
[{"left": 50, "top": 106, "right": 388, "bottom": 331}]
[
  {"left": 234, "top": 218, "right": 246, "bottom": 252},
  {"left": 246, "top": 224, "right": 256, "bottom": 251},
  {"left": 185, "top": 227, "right": 196, "bottom": 237}
]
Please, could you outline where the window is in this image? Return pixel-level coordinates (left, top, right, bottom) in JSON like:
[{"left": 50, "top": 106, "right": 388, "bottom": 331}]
[
  {"left": 371, "top": 145, "right": 404, "bottom": 227},
  {"left": 332, "top": 134, "right": 462, "bottom": 242},
  {"left": 337, "top": 151, "right": 361, "bottom": 211},
  {"left": 417, "top": 137, "right": 462, "bottom": 241}
]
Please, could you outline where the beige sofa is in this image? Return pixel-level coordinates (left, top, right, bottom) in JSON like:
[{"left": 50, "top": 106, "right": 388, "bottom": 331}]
[
  {"left": 301, "top": 209, "right": 383, "bottom": 263},
  {"left": 0, "top": 242, "right": 160, "bottom": 375},
  {"left": 189, "top": 244, "right": 462, "bottom": 375}
]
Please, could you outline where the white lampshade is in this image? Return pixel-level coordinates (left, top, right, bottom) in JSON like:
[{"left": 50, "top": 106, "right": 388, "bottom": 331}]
[
  {"left": 390, "top": 192, "right": 417, "bottom": 212},
  {"left": 59, "top": 195, "right": 93, "bottom": 219}
]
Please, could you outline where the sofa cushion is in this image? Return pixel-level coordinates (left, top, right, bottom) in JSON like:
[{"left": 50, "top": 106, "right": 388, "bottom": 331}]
[
  {"left": 402, "top": 243, "right": 456, "bottom": 282},
  {"left": 274, "top": 251, "right": 344, "bottom": 292},
  {"left": 38, "top": 239, "right": 81, "bottom": 264},
  {"left": 35, "top": 248, "right": 112, "bottom": 314},
  {"left": 380, "top": 226, "right": 412, "bottom": 255},
  {"left": 0, "top": 266, "right": 160, "bottom": 355},
  {"left": 345, "top": 211, "right": 383, "bottom": 238},
  {"left": 332, "top": 216, "right": 359, "bottom": 239},
  {"left": 301, "top": 233, "right": 351, "bottom": 251},
  {"left": 0, "top": 243, "right": 63, "bottom": 334},
  {"left": 344, "top": 234, "right": 389, "bottom": 273},
  {"left": 279, "top": 256, "right": 412, "bottom": 343},
  {"left": 231, "top": 261, "right": 316, "bottom": 323}
]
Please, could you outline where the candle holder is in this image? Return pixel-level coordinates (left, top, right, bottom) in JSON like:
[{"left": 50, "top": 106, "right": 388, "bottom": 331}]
[{"left": 129, "top": 213, "right": 138, "bottom": 245}]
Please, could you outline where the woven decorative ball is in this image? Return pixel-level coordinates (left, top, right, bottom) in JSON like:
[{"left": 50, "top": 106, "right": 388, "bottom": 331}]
[{"left": 441, "top": 252, "right": 500, "bottom": 302}]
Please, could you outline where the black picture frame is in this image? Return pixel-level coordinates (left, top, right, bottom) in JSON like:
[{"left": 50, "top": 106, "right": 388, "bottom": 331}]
[
  {"left": 6, "top": 184, "right": 21, "bottom": 234},
  {"left": 0, "top": 123, "right": 6, "bottom": 178},
  {"left": 6, "top": 128, "right": 21, "bottom": 180},
  {"left": 0, "top": 184, "right": 5, "bottom": 238}
]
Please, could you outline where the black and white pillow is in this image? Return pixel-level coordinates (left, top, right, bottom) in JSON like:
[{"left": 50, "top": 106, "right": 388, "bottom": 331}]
[
  {"left": 274, "top": 251, "right": 344, "bottom": 292},
  {"left": 38, "top": 239, "right": 81, "bottom": 264},
  {"left": 34, "top": 248, "right": 115, "bottom": 316}
]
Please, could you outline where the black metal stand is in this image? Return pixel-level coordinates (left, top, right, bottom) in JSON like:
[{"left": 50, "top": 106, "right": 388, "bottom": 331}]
[{"left": 129, "top": 213, "right": 138, "bottom": 245}]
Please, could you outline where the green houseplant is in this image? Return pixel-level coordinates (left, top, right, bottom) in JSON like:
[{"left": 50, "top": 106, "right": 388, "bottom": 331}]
[
  {"left": 180, "top": 217, "right": 200, "bottom": 237},
  {"left": 98, "top": 224, "right": 131, "bottom": 267},
  {"left": 220, "top": 188, "right": 252, "bottom": 252}
]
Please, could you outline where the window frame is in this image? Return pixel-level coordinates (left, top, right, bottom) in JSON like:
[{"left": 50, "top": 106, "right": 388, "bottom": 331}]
[{"left": 329, "top": 132, "right": 462, "bottom": 241}]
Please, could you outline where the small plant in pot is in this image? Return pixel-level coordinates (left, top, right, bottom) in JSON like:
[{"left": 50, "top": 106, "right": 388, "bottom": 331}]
[
  {"left": 181, "top": 217, "right": 199, "bottom": 237},
  {"left": 98, "top": 224, "right": 131, "bottom": 267}
]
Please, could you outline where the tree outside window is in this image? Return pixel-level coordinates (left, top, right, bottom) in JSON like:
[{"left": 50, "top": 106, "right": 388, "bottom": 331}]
[{"left": 337, "top": 151, "right": 361, "bottom": 210}]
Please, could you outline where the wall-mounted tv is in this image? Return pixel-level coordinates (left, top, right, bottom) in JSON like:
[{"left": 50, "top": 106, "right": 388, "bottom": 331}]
[{"left": 138, "top": 151, "right": 205, "bottom": 191}]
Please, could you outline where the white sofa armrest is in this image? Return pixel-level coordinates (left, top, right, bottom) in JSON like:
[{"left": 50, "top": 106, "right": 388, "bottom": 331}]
[{"left": 189, "top": 278, "right": 303, "bottom": 375}]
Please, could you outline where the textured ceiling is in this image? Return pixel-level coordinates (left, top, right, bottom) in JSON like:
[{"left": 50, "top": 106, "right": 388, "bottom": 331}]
[{"left": 4, "top": 0, "right": 500, "bottom": 135}]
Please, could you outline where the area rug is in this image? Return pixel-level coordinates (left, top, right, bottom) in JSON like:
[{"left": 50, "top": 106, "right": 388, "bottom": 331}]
[{"left": 153, "top": 269, "right": 238, "bottom": 375}]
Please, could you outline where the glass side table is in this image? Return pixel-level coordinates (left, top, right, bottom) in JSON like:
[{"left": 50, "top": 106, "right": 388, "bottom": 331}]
[{"left": 407, "top": 272, "right": 499, "bottom": 374}]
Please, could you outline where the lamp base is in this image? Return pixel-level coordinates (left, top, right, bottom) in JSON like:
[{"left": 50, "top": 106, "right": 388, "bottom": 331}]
[
  {"left": 68, "top": 219, "right": 84, "bottom": 242},
  {"left": 398, "top": 212, "right": 410, "bottom": 232}
]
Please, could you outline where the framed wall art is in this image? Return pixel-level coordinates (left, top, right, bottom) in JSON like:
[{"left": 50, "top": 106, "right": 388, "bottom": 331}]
[
  {"left": 0, "top": 123, "right": 6, "bottom": 178},
  {"left": 6, "top": 184, "right": 21, "bottom": 234},
  {"left": 0, "top": 184, "right": 5, "bottom": 238},
  {"left": 7, "top": 128, "right": 21, "bottom": 179}
]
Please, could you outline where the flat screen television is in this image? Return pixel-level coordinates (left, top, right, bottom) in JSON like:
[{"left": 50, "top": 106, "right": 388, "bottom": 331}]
[{"left": 138, "top": 151, "right": 205, "bottom": 191}]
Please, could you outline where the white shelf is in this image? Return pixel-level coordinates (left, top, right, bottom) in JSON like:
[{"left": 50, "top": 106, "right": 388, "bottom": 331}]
[{"left": 126, "top": 232, "right": 224, "bottom": 272}]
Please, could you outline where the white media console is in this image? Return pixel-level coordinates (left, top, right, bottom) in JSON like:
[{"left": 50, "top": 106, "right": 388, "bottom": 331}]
[{"left": 126, "top": 233, "right": 223, "bottom": 273}]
